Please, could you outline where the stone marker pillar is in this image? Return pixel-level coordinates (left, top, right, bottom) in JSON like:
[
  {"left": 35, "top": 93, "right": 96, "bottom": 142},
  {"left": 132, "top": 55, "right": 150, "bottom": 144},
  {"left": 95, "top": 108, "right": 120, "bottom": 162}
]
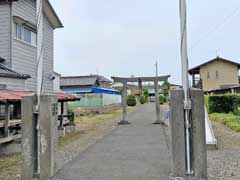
[
  {"left": 118, "top": 82, "right": 131, "bottom": 125},
  {"left": 170, "top": 89, "right": 208, "bottom": 180},
  {"left": 138, "top": 79, "right": 143, "bottom": 95},
  {"left": 190, "top": 89, "right": 208, "bottom": 179},
  {"left": 21, "top": 94, "right": 58, "bottom": 180},
  {"left": 21, "top": 95, "right": 37, "bottom": 180},
  {"left": 39, "top": 95, "right": 58, "bottom": 179},
  {"left": 169, "top": 89, "right": 186, "bottom": 178},
  {"left": 153, "top": 80, "right": 164, "bottom": 124}
]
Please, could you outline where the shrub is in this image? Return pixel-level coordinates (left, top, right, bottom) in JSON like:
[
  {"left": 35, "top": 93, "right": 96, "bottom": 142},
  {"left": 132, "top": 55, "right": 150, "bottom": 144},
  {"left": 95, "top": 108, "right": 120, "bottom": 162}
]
[
  {"left": 127, "top": 95, "right": 137, "bottom": 106},
  {"left": 208, "top": 94, "right": 240, "bottom": 114},
  {"left": 140, "top": 95, "right": 146, "bottom": 104},
  {"left": 159, "top": 95, "right": 167, "bottom": 104}
]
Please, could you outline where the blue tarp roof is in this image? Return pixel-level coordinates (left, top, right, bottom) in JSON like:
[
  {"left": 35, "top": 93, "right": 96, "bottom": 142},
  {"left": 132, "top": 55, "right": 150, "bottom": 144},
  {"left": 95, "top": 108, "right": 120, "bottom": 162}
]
[{"left": 64, "top": 87, "right": 120, "bottom": 95}]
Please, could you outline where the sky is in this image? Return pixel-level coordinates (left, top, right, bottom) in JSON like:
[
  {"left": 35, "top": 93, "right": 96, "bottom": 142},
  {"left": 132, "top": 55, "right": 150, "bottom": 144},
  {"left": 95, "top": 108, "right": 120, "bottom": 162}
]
[{"left": 50, "top": 0, "right": 240, "bottom": 84}]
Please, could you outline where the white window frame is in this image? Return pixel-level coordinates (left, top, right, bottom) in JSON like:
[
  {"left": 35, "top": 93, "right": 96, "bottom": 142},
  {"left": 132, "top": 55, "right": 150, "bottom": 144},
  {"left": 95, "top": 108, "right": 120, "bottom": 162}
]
[{"left": 14, "top": 22, "right": 37, "bottom": 47}]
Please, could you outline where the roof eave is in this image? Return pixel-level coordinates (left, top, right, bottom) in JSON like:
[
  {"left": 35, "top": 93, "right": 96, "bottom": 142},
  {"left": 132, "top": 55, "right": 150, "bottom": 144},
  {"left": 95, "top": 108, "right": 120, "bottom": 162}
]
[
  {"left": 0, "top": 73, "right": 31, "bottom": 79},
  {"left": 43, "top": 0, "right": 63, "bottom": 29}
]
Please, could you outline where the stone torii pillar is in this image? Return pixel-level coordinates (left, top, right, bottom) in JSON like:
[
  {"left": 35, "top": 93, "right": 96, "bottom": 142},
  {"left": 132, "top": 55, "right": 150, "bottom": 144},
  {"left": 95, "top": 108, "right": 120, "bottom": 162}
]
[
  {"left": 118, "top": 81, "right": 131, "bottom": 125},
  {"left": 138, "top": 79, "right": 143, "bottom": 95},
  {"left": 153, "top": 80, "right": 164, "bottom": 124}
]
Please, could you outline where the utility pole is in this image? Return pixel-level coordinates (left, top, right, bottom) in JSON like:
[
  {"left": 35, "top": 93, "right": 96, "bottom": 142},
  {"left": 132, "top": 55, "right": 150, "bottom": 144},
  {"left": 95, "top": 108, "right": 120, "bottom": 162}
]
[
  {"left": 155, "top": 61, "right": 158, "bottom": 77},
  {"left": 179, "top": 0, "right": 192, "bottom": 175}
]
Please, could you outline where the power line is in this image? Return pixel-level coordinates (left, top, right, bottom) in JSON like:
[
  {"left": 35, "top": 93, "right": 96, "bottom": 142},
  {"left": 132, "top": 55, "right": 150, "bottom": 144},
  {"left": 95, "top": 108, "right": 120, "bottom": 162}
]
[{"left": 189, "top": 6, "right": 240, "bottom": 52}]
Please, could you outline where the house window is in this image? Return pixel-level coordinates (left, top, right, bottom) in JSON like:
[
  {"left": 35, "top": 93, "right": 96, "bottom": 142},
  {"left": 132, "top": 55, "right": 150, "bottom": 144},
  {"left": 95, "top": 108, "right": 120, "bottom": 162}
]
[
  {"left": 14, "top": 22, "right": 37, "bottom": 46},
  {"left": 207, "top": 72, "right": 210, "bottom": 79},
  {"left": 23, "top": 27, "right": 31, "bottom": 44},
  {"left": 216, "top": 70, "right": 219, "bottom": 79},
  {"left": 15, "top": 23, "right": 22, "bottom": 40}
]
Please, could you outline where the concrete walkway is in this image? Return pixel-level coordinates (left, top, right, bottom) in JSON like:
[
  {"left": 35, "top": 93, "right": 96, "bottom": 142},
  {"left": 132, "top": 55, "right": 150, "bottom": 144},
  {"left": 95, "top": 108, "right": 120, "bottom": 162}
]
[{"left": 53, "top": 103, "right": 171, "bottom": 180}]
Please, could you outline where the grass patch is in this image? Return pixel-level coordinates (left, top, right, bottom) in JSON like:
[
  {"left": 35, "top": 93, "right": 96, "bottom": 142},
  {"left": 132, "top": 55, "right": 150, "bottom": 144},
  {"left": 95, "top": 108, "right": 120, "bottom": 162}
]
[
  {"left": 0, "top": 153, "right": 21, "bottom": 179},
  {"left": 209, "top": 113, "right": 240, "bottom": 132}
]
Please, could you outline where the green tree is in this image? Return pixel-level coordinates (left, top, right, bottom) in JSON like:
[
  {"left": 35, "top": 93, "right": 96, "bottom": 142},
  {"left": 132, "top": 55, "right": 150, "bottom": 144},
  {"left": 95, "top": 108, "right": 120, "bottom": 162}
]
[
  {"left": 143, "top": 89, "right": 149, "bottom": 102},
  {"left": 159, "top": 95, "right": 167, "bottom": 104},
  {"left": 162, "top": 81, "right": 170, "bottom": 98}
]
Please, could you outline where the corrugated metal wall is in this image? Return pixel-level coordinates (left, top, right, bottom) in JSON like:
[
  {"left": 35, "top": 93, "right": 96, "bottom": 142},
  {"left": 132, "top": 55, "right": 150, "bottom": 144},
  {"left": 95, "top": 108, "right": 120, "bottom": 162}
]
[{"left": 71, "top": 94, "right": 121, "bottom": 107}]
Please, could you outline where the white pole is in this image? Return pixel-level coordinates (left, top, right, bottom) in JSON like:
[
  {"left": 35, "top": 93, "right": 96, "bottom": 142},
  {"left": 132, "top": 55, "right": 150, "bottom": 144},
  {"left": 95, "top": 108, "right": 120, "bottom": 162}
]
[
  {"left": 155, "top": 61, "right": 158, "bottom": 77},
  {"left": 179, "top": 0, "right": 192, "bottom": 174},
  {"left": 36, "top": 0, "right": 44, "bottom": 178}
]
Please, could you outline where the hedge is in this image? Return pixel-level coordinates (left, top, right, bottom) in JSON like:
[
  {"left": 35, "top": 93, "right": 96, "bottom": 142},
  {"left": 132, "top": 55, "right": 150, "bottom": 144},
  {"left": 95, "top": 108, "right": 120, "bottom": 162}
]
[
  {"left": 208, "top": 94, "right": 240, "bottom": 114},
  {"left": 127, "top": 95, "right": 137, "bottom": 106}
]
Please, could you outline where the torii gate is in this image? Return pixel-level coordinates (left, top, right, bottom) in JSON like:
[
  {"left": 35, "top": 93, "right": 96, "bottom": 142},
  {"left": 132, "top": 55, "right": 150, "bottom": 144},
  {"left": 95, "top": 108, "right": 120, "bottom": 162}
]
[{"left": 112, "top": 75, "right": 170, "bottom": 125}]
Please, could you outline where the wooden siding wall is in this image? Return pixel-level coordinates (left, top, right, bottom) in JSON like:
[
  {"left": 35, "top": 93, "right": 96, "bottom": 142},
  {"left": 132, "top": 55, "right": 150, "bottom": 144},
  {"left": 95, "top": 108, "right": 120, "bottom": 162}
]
[
  {"left": 10, "top": 0, "right": 54, "bottom": 92},
  {"left": 0, "top": 77, "right": 25, "bottom": 91},
  {"left": 43, "top": 14, "right": 54, "bottom": 93},
  {"left": 200, "top": 60, "right": 239, "bottom": 91},
  {"left": 0, "top": 4, "right": 11, "bottom": 67}
]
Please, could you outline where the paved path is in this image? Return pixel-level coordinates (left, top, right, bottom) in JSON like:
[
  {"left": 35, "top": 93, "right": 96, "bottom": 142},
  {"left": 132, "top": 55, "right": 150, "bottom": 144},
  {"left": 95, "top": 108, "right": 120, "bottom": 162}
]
[{"left": 53, "top": 103, "right": 171, "bottom": 180}]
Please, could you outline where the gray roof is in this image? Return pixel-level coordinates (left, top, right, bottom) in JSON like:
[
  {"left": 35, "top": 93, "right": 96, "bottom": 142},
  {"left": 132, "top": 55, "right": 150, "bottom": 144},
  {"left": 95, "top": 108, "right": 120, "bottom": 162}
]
[
  {"left": 0, "top": 62, "right": 30, "bottom": 79},
  {"left": 60, "top": 75, "right": 112, "bottom": 87}
]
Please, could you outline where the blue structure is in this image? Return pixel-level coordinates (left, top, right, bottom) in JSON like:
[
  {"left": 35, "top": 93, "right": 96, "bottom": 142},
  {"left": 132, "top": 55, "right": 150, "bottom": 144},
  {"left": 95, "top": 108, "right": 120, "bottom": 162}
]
[{"left": 64, "top": 87, "right": 120, "bottom": 95}]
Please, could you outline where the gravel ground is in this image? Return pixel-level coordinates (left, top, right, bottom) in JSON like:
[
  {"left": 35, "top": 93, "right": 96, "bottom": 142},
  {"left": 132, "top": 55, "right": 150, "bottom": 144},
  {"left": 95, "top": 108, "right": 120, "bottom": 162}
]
[{"left": 208, "top": 121, "right": 240, "bottom": 180}]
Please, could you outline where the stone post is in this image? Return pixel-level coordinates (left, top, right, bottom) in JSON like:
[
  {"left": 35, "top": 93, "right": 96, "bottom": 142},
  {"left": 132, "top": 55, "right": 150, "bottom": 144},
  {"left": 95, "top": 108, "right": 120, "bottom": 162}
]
[
  {"left": 169, "top": 89, "right": 186, "bottom": 177},
  {"left": 118, "top": 82, "right": 131, "bottom": 125},
  {"left": 39, "top": 95, "right": 58, "bottom": 179},
  {"left": 190, "top": 89, "right": 208, "bottom": 179},
  {"left": 169, "top": 89, "right": 208, "bottom": 180},
  {"left": 21, "top": 95, "right": 37, "bottom": 180},
  {"left": 138, "top": 79, "right": 143, "bottom": 95},
  {"left": 153, "top": 80, "right": 164, "bottom": 124}
]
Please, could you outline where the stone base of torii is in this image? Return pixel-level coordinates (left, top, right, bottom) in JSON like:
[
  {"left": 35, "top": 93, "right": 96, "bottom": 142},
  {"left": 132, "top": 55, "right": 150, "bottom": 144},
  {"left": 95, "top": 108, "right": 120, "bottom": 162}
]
[{"left": 111, "top": 75, "right": 170, "bottom": 125}]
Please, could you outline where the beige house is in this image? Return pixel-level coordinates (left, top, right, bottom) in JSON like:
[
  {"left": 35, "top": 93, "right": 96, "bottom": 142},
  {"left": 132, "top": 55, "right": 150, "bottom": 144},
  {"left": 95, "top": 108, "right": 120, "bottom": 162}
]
[{"left": 189, "top": 57, "right": 240, "bottom": 91}]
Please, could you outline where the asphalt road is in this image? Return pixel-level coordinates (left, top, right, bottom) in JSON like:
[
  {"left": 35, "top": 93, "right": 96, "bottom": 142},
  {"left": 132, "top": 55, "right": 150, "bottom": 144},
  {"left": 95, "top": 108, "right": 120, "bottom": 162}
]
[{"left": 52, "top": 103, "right": 171, "bottom": 180}]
